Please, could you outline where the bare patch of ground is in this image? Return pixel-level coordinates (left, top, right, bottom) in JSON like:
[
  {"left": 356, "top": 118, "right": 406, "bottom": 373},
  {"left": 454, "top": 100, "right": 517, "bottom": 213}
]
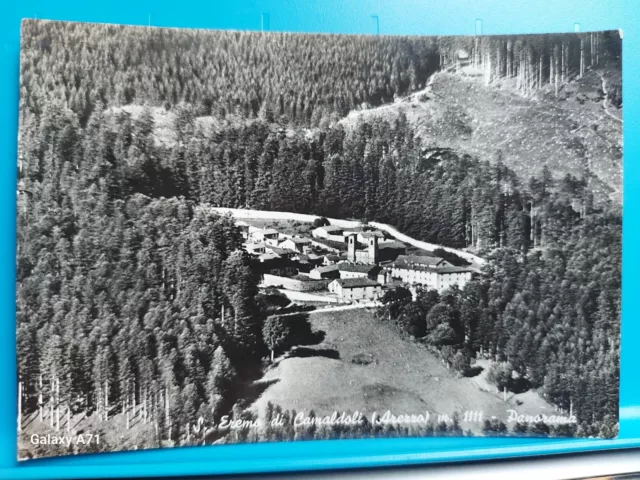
[
  {"left": 249, "top": 309, "right": 554, "bottom": 434},
  {"left": 340, "top": 69, "right": 622, "bottom": 204}
]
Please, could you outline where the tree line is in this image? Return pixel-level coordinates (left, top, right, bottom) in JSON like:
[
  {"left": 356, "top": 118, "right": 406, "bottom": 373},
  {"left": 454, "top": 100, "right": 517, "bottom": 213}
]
[
  {"left": 19, "top": 20, "right": 622, "bottom": 128},
  {"left": 17, "top": 91, "right": 275, "bottom": 447},
  {"left": 22, "top": 100, "right": 607, "bottom": 253},
  {"left": 19, "top": 19, "right": 441, "bottom": 126},
  {"left": 439, "top": 31, "right": 621, "bottom": 101}
]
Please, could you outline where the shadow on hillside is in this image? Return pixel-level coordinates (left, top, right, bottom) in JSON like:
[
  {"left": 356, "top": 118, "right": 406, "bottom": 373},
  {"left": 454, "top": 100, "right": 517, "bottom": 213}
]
[
  {"left": 237, "top": 378, "right": 280, "bottom": 408},
  {"left": 283, "top": 313, "right": 326, "bottom": 347},
  {"left": 510, "top": 377, "right": 532, "bottom": 395},
  {"left": 288, "top": 346, "right": 340, "bottom": 360},
  {"left": 465, "top": 365, "right": 484, "bottom": 378}
]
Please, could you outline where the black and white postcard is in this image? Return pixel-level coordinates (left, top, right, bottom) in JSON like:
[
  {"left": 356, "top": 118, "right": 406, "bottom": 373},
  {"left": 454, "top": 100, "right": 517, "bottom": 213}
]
[{"left": 16, "top": 20, "right": 622, "bottom": 459}]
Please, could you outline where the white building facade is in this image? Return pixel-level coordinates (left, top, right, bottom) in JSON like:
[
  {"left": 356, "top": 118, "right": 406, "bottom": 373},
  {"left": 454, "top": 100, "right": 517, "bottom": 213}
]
[
  {"left": 390, "top": 264, "right": 473, "bottom": 293},
  {"left": 328, "top": 278, "right": 382, "bottom": 301}
]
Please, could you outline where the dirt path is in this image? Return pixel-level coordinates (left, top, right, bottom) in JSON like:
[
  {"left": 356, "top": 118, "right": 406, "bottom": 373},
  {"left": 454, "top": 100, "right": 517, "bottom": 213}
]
[
  {"left": 598, "top": 72, "right": 623, "bottom": 125},
  {"left": 369, "top": 221, "right": 484, "bottom": 267},
  {"left": 340, "top": 81, "right": 435, "bottom": 122},
  {"left": 273, "top": 289, "right": 340, "bottom": 304},
  {"left": 275, "top": 302, "right": 379, "bottom": 317}
]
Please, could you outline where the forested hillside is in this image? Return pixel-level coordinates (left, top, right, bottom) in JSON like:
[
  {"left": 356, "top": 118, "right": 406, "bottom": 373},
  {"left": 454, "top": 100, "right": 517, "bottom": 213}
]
[
  {"left": 19, "top": 21, "right": 621, "bottom": 125},
  {"left": 378, "top": 213, "right": 620, "bottom": 437},
  {"left": 19, "top": 20, "right": 441, "bottom": 125},
  {"left": 17, "top": 20, "right": 621, "bottom": 453}
]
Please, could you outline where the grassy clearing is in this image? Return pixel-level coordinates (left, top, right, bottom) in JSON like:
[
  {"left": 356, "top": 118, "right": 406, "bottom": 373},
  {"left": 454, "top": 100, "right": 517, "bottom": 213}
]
[
  {"left": 249, "top": 309, "right": 553, "bottom": 434},
  {"left": 106, "top": 104, "right": 222, "bottom": 148}
]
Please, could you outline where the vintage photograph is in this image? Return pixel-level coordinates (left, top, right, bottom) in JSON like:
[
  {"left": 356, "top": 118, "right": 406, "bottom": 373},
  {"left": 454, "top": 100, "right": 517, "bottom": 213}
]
[{"left": 16, "top": 20, "right": 622, "bottom": 459}]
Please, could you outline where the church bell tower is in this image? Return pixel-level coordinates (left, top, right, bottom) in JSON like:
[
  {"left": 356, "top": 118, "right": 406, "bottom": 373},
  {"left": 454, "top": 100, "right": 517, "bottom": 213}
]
[
  {"left": 347, "top": 234, "right": 357, "bottom": 262},
  {"left": 368, "top": 236, "right": 379, "bottom": 264}
]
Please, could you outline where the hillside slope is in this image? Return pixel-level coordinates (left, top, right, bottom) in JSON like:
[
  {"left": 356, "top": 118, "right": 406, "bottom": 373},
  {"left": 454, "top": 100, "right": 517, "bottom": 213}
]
[
  {"left": 341, "top": 69, "right": 622, "bottom": 203},
  {"left": 108, "top": 67, "right": 622, "bottom": 206},
  {"left": 250, "top": 309, "right": 554, "bottom": 435}
]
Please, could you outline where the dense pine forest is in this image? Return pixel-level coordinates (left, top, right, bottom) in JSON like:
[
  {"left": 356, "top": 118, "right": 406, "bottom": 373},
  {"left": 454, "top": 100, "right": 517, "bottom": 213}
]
[
  {"left": 18, "top": 21, "right": 622, "bottom": 126},
  {"left": 17, "top": 20, "right": 621, "bottom": 457},
  {"left": 378, "top": 212, "right": 620, "bottom": 438}
]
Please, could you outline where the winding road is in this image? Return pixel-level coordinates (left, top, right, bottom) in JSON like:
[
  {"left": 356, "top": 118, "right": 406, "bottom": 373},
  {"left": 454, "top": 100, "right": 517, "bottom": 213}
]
[
  {"left": 274, "top": 302, "right": 380, "bottom": 317},
  {"left": 208, "top": 207, "right": 485, "bottom": 268}
]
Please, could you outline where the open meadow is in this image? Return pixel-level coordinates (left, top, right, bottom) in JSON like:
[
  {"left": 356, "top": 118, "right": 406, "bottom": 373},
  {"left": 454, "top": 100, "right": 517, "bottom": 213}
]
[{"left": 250, "top": 308, "right": 554, "bottom": 435}]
